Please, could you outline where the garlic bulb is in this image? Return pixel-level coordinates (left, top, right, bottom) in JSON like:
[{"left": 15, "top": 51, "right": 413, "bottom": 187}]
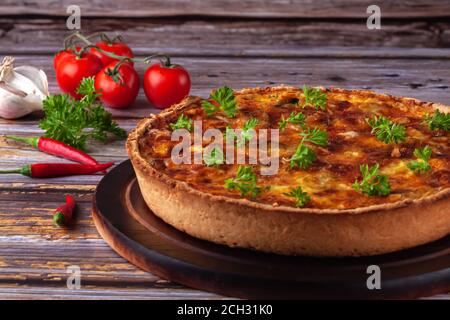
[{"left": 0, "top": 56, "right": 49, "bottom": 119}]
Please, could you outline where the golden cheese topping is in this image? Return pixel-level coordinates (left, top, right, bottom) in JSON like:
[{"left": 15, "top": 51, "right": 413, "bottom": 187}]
[{"left": 138, "top": 87, "right": 450, "bottom": 210}]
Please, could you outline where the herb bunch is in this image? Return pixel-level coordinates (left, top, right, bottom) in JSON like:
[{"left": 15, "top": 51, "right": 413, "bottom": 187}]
[{"left": 39, "top": 78, "right": 126, "bottom": 151}]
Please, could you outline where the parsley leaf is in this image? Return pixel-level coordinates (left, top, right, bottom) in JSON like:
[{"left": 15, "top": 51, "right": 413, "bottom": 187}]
[
  {"left": 284, "top": 186, "right": 311, "bottom": 207},
  {"left": 407, "top": 146, "right": 432, "bottom": 173},
  {"left": 366, "top": 115, "right": 406, "bottom": 144},
  {"left": 202, "top": 86, "right": 237, "bottom": 118},
  {"left": 289, "top": 143, "right": 317, "bottom": 169},
  {"left": 238, "top": 118, "right": 258, "bottom": 145},
  {"left": 204, "top": 147, "right": 224, "bottom": 166},
  {"left": 170, "top": 114, "right": 193, "bottom": 132},
  {"left": 39, "top": 77, "right": 126, "bottom": 151},
  {"left": 424, "top": 109, "right": 450, "bottom": 131},
  {"left": 302, "top": 85, "right": 327, "bottom": 110},
  {"left": 299, "top": 127, "right": 328, "bottom": 146},
  {"left": 352, "top": 164, "right": 391, "bottom": 196},
  {"left": 224, "top": 166, "right": 267, "bottom": 198},
  {"left": 289, "top": 127, "right": 327, "bottom": 169},
  {"left": 279, "top": 111, "right": 306, "bottom": 131}
]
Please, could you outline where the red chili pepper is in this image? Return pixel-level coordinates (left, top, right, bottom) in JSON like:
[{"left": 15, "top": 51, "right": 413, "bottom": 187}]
[
  {"left": 53, "top": 195, "right": 76, "bottom": 226},
  {"left": 6, "top": 136, "right": 99, "bottom": 166},
  {"left": 0, "top": 162, "right": 113, "bottom": 178}
]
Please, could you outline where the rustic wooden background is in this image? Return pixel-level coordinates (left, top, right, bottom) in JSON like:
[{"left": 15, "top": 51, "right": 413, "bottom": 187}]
[{"left": 0, "top": 0, "right": 448, "bottom": 299}]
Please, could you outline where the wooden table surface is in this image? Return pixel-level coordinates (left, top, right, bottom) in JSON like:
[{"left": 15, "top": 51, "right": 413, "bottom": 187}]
[{"left": 0, "top": 0, "right": 448, "bottom": 299}]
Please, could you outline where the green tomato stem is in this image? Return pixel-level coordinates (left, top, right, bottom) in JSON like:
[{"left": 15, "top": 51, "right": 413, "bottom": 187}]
[{"left": 72, "top": 32, "right": 173, "bottom": 66}]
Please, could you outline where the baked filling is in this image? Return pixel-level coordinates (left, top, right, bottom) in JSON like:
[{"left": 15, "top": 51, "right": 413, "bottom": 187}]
[{"left": 137, "top": 87, "right": 449, "bottom": 210}]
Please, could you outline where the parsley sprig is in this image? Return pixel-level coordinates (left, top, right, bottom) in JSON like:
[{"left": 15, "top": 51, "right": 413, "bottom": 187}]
[
  {"left": 278, "top": 111, "right": 306, "bottom": 131},
  {"left": 424, "top": 109, "right": 450, "bottom": 131},
  {"left": 299, "top": 127, "right": 328, "bottom": 146},
  {"left": 289, "top": 143, "right": 317, "bottom": 169},
  {"left": 204, "top": 147, "right": 224, "bottom": 166},
  {"left": 290, "top": 127, "right": 328, "bottom": 169},
  {"left": 202, "top": 86, "right": 237, "bottom": 118},
  {"left": 225, "top": 166, "right": 267, "bottom": 198},
  {"left": 366, "top": 115, "right": 406, "bottom": 144},
  {"left": 284, "top": 187, "right": 311, "bottom": 207},
  {"left": 239, "top": 118, "right": 258, "bottom": 145},
  {"left": 170, "top": 114, "right": 193, "bottom": 132},
  {"left": 302, "top": 85, "right": 327, "bottom": 110},
  {"left": 407, "top": 146, "right": 432, "bottom": 174},
  {"left": 352, "top": 164, "right": 391, "bottom": 196},
  {"left": 39, "top": 77, "right": 126, "bottom": 151}
]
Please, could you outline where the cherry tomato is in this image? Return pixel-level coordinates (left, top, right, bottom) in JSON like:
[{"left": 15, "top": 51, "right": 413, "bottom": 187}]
[
  {"left": 94, "top": 61, "right": 140, "bottom": 109},
  {"left": 90, "top": 40, "right": 134, "bottom": 67},
  {"left": 53, "top": 46, "right": 80, "bottom": 70},
  {"left": 143, "top": 62, "right": 191, "bottom": 109},
  {"left": 55, "top": 52, "right": 103, "bottom": 99}
]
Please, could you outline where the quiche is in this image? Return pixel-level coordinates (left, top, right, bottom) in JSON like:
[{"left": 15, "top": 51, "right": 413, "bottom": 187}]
[{"left": 127, "top": 86, "right": 450, "bottom": 256}]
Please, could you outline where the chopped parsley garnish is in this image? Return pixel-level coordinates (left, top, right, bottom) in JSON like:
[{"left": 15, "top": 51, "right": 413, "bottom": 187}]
[
  {"left": 299, "top": 127, "right": 328, "bottom": 146},
  {"left": 289, "top": 127, "right": 328, "bottom": 169},
  {"left": 278, "top": 111, "right": 306, "bottom": 131},
  {"left": 204, "top": 147, "right": 224, "bottom": 167},
  {"left": 224, "top": 166, "right": 267, "bottom": 198},
  {"left": 352, "top": 164, "right": 391, "bottom": 197},
  {"left": 238, "top": 118, "right": 258, "bottom": 145},
  {"left": 169, "top": 114, "right": 193, "bottom": 131},
  {"left": 289, "top": 143, "right": 317, "bottom": 169},
  {"left": 407, "top": 146, "right": 432, "bottom": 174},
  {"left": 284, "top": 187, "right": 311, "bottom": 207},
  {"left": 39, "top": 77, "right": 126, "bottom": 151},
  {"left": 366, "top": 115, "right": 406, "bottom": 144},
  {"left": 424, "top": 109, "right": 450, "bottom": 131},
  {"left": 302, "top": 85, "right": 327, "bottom": 110},
  {"left": 202, "top": 86, "right": 237, "bottom": 118}
]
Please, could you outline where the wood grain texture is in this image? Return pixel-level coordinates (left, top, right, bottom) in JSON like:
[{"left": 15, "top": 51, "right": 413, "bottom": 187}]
[
  {"left": 1, "top": 18, "right": 450, "bottom": 52},
  {"left": 0, "top": 171, "right": 224, "bottom": 299},
  {"left": 0, "top": 6, "right": 449, "bottom": 298},
  {"left": 1, "top": 0, "right": 450, "bottom": 18},
  {"left": 1, "top": 54, "right": 448, "bottom": 120}
]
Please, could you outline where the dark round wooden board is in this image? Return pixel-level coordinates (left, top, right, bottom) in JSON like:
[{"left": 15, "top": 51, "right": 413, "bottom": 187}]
[{"left": 92, "top": 160, "right": 450, "bottom": 299}]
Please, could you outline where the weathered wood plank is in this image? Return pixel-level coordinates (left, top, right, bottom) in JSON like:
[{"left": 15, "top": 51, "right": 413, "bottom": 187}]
[
  {"left": 1, "top": 0, "right": 450, "bottom": 18},
  {"left": 3, "top": 54, "right": 450, "bottom": 117},
  {"left": 0, "top": 286, "right": 223, "bottom": 300},
  {"left": 0, "top": 190, "right": 224, "bottom": 299},
  {"left": 1, "top": 19, "right": 449, "bottom": 52},
  {"left": 0, "top": 49, "right": 449, "bottom": 299}
]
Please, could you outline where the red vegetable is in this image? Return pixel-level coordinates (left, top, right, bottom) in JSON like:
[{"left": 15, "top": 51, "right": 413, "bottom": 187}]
[
  {"left": 53, "top": 46, "right": 80, "bottom": 70},
  {"left": 53, "top": 195, "right": 76, "bottom": 226},
  {"left": 0, "top": 162, "right": 113, "bottom": 178},
  {"left": 90, "top": 35, "right": 134, "bottom": 67},
  {"left": 6, "top": 136, "right": 99, "bottom": 166},
  {"left": 55, "top": 50, "right": 103, "bottom": 99},
  {"left": 143, "top": 57, "right": 191, "bottom": 109},
  {"left": 94, "top": 60, "right": 139, "bottom": 109}
]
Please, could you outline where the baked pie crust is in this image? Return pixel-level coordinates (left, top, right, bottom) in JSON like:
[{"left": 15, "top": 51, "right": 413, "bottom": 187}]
[{"left": 127, "top": 87, "right": 450, "bottom": 256}]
